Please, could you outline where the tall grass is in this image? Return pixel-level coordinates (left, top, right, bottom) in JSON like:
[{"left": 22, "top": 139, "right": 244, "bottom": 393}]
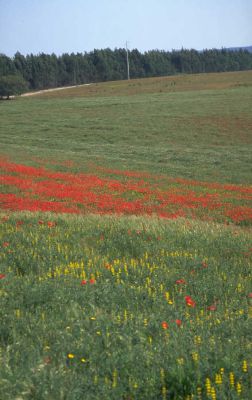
[{"left": 0, "top": 213, "right": 251, "bottom": 399}]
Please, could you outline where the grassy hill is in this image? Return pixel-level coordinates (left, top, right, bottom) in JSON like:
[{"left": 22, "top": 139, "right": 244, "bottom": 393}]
[
  {"left": 0, "top": 71, "right": 252, "bottom": 399},
  {"left": 1, "top": 70, "right": 252, "bottom": 184}
]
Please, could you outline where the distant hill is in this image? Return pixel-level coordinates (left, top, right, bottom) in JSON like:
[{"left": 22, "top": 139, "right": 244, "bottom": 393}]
[
  {"left": 225, "top": 46, "right": 252, "bottom": 53},
  {"left": 199, "top": 46, "right": 252, "bottom": 54}
]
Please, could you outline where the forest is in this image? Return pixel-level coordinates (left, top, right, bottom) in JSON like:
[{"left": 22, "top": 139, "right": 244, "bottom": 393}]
[{"left": 1, "top": 47, "right": 252, "bottom": 90}]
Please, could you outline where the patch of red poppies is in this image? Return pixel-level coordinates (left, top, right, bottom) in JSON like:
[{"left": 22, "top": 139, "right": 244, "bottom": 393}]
[{"left": 1, "top": 159, "right": 251, "bottom": 223}]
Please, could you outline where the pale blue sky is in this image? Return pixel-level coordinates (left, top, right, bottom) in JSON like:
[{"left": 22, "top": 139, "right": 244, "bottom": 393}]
[{"left": 0, "top": 0, "right": 251, "bottom": 56}]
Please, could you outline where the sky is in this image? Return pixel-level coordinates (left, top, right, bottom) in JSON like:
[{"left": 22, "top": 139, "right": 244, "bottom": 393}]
[{"left": 0, "top": 0, "right": 252, "bottom": 56}]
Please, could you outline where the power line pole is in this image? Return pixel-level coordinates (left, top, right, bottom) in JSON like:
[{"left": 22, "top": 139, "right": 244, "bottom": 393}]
[{"left": 126, "top": 41, "right": 130, "bottom": 80}]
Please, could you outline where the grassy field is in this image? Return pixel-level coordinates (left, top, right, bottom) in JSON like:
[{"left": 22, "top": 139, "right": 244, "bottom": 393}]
[
  {"left": 0, "top": 71, "right": 252, "bottom": 399},
  {"left": 1, "top": 70, "right": 252, "bottom": 183}
]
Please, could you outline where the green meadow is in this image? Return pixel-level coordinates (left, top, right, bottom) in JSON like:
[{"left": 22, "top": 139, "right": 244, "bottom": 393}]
[
  {"left": 0, "top": 71, "right": 252, "bottom": 399},
  {"left": 1, "top": 70, "right": 252, "bottom": 183}
]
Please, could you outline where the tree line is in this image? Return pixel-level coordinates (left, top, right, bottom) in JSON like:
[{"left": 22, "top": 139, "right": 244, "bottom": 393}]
[{"left": 1, "top": 47, "right": 252, "bottom": 92}]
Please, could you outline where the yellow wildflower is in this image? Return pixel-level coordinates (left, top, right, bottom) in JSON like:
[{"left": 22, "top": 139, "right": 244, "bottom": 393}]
[
  {"left": 229, "top": 372, "right": 235, "bottom": 387},
  {"left": 236, "top": 382, "right": 242, "bottom": 395},
  {"left": 215, "top": 373, "right": 222, "bottom": 384},
  {"left": 242, "top": 360, "right": 248, "bottom": 372}
]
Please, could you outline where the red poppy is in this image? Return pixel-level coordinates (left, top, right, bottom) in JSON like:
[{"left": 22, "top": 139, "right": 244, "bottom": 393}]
[
  {"left": 3, "top": 242, "right": 9, "bottom": 247},
  {"left": 89, "top": 279, "right": 96, "bottom": 284},
  {"left": 38, "top": 220, "right": 44, "bottom": 225},
  {"left": 47, "top": 221, "right": 56, "bottom": 227},
  {"left": 16, "top": 220, "right": 24, "bottom": 226},
  {"left": 81, "top": 280, "right": 87, "bottom": 285},
  {"left": 176, "top": 279, "right": 186, "bottom": 285},
  {"left": 207, "top": 304, "right": 217, "bottom": 311},
  {"left": 175, "top": 319, "right": 182, "bottom": 327},
  {"left": 248, "top": 293, "right": 252, "bottom": 298},
  {"left": 185, "top": 295, "right": 196, "bottom": 307},
  {"left": 0, "top": 274, "right": 6, "bottom": 279},
  {"left": 161, "top": 321, "right": 168, "bottom": 330}
]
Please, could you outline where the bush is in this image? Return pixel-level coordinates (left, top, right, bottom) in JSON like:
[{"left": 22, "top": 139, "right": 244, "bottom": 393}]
[{"left": 0, "top": 75, "right": 28, "bottom": 99}]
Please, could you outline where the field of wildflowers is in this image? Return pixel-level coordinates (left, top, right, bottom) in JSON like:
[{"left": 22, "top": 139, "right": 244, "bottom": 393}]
[
  {"left": 0, "top": 159, "right": 252, "bottom": 399},
  {"left": 0, "top": 71, "right": 252, "bottom": 398},
  {"left": 0, "top": 159, "right": 251, "bottom": 225},
  {"left": 0, "top": 212, "right": 251, "bottom": 399}
]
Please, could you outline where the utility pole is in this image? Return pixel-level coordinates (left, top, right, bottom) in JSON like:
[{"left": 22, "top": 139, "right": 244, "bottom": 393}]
[{"left": 126, "top": 41, "right": 130, "bottom": 80}]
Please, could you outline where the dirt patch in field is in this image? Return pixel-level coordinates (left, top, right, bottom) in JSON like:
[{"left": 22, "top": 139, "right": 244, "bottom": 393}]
[{"left": 182, "top": 115, "right": 252, "bottom": 143}]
